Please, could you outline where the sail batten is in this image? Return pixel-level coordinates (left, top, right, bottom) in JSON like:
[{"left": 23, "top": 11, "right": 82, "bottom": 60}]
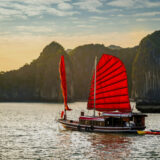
[
  {"left": 96, "top": 65, "right": 123, "bottom": 82},
  {"left": 92, "top": 71, "right": 125, "bottom": 87},
  {"left": 90, "top": 86, "right": 128, "bottom": 96},
  {"left": 88, "top": 94, "right": 129, "bottom": 101},
  {"left": 87, "top": 54, "right": 131, "bottom": 113},
  {"left": 97, "top": 57, "right": 112, "bottom": 72},
  {"left": 96, "top": 60, "right": 119, "bottom": 78},
  {"left": 88, "top": 102, "right": 129, "bottom": 105},
  {"left": 91, "top": 78, "right": 127, "bottom": 92}
]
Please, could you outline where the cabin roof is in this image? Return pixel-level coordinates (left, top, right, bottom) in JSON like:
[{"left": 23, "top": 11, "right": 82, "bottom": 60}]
[
  {"left": 79, "top": 116, "right": 104, "bottom": 121},
  {"left": 102, "top": 112, "right": 132, "bottom": 117},
  {"left": 132, "top": 112, "right": 147, "bottom": 117}
]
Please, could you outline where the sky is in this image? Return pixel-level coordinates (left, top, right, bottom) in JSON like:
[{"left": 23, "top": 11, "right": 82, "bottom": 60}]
[{"left": 0, "top": 0, "right": 160, "bottom": 71}]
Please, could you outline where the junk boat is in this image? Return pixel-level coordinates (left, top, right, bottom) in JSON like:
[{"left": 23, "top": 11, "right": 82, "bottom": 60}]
[{"left": 58, "top": 54, "right": 147, "bottom": 133}]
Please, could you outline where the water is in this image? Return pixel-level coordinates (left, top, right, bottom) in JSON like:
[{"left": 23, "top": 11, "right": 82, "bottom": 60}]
[{"left": 0, "top": 102, "right": 160, "bottom": 160}]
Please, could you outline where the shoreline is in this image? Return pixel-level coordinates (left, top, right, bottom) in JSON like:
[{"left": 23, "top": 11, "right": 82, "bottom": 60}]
[{"left": 0, "top": 100, "right": 160, "bottom": 113}]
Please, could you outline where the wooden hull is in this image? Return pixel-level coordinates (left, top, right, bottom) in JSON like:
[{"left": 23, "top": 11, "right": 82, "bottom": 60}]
[{"left": 58, "top": 119, "right": 145, "bottom": 133}]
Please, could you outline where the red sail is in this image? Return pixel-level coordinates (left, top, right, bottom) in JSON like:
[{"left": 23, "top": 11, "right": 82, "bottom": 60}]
[
  {"left": 59, "top": 56, "right": 71, "bottom": 111},
  {"left": 87, "top": 54, "right": 131, "bottom": 113}
]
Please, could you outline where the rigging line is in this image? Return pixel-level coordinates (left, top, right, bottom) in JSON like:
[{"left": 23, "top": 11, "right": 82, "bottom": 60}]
[{"left": 93, "top": 56, "right": 97, "bottom": 117}]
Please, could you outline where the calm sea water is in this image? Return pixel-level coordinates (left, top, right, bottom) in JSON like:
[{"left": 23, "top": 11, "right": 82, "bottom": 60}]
[{"left": 0, "top": 102, "right": 160, "bottom": 160}]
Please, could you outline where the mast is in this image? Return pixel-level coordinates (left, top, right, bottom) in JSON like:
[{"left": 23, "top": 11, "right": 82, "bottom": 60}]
[
  {"left": 64, "top": 109, "right": 67, "bottom": 120},
  {"left": 93, "top": 56, "right": 97, "bottom": 117}
]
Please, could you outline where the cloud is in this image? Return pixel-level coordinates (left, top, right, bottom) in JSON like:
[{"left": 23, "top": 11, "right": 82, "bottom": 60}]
[
  {"left": 89, "top": 16, "right": 110, "bottom": 22},
  {"left": 134, "top": 11, "right": 160, "bottom": 17},
  {"left": 16, "top": 26, "right": 53, "bottom": 33},
  {"left": 144, "top": 0, "right": 160, "bottom": 7},
  {"left": 107, "top": 0, "right": 135, "bottom": 8},
  {"left": 136, "top": 17, "right": 160, "bottom": 22},
  {"left": 47, "top": 7, "right": 78, "bottom": 16},
  {"left": 0, "top": 31, "right": 11, "bottom": 36},
  {"left": 76, "top": 24, "right": 95, "bottom": 29},
  {"left": 0, "top": 7, "right": 21, "bottom": 16},
  {"left": 107, "top": 0, "right": 160, "bottom": 8},
  {"left": 0, "top": 29, "right": 153, "bottom": 71},
  {"left": 91, "top": 16, "right": 109, "bottom": 20},
  {"left": 14, "top": 0, "right": 71, "bottom": 5},
  {"left": 57, "top": 2, "right": 73, "bottom": 10},
  {"left": 136, "top": 18, "right": 146, "bottom": 22},
  {"left": 0, "top": 0, "right": 77, "bottom": 20},
  {"left": 74, "top": 0, "right": 103, "bottom": 12},
  {"left": 0, "top": 6, "right": 28, "bottom": 20}
]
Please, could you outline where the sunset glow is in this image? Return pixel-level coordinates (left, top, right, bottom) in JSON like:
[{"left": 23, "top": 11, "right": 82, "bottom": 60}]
[{"left": 0, "top": 0, "right": 159, "bottom": 71}]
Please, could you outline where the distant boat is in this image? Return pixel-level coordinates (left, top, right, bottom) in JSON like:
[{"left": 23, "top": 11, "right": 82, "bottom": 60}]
[
  {"left": 137, "top": 130, "right": 160, "bottom": 135},
  {"left": 58, "top": 54, "right": 147, "bottom": 133}
]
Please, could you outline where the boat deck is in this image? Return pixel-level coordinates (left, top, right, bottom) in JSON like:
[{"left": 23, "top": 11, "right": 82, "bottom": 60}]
[{"left": 58, "top": 119, "right": 145, "bottom": 133}]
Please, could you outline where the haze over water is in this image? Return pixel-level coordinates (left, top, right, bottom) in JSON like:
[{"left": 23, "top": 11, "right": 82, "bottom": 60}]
[{"left": 0, "top": 102, "right": 160, "bottom": 160}]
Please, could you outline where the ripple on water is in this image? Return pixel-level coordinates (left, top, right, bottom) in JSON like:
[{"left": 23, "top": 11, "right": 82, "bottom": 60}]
[{"left": 0, "top": 102, "right": 160, "bottom": 160}]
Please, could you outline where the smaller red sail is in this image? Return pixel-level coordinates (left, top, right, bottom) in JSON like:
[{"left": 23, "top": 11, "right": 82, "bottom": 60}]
[
  {"left": 87, "top": 54, "right": 131, "bottom": 113},
  {"left": 59, "top": 56, "right": 71, "bottom": 111}
]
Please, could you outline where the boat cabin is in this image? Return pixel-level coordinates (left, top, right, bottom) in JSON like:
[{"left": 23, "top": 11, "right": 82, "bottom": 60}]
[
  {"left": 79, "top": 116, "right": 105, "bottom": 126},
  {"left": 79, "top": 112, "right": 147, "bottom": 128}
]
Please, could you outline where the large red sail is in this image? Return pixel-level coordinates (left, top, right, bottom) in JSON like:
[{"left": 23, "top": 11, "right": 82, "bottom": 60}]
[
  {"left": 87, "top": 54, "right": 131, "bottom": 113},
  {"left": 59, "top": 56, "right": 71, "bottom": 111}
]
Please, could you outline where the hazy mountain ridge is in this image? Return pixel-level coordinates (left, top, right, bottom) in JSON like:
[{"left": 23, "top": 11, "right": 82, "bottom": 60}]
[
  {"left": 0, "top": 42, "right": 74, "bottom": 102},
  {"left": 107, "top": 45, "right": 122, "bottom": 50},
  {"left": 0, "top": 42, "right": 136, "bottom": 102},
  {"left": 0, "top": 31, "right": 160, "bottom": 112},
  {"left": 69, "top": 44, "right": 137, "bottom": 101}
]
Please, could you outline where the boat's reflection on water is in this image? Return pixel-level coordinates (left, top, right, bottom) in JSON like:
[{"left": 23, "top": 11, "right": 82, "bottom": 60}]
[
  {"left": 88, "top": 133, "right": 132, "bottom": 159},
  {"left": 57, "top": 129, "right": 132, "bottom": 160}
]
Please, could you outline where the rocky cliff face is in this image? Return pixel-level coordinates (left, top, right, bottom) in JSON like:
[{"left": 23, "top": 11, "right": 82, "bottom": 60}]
[
  {"left": 132, "top": 31, "right": 160, "bottom": 104},
  {"left": 70, "top": 44, "right": 107, "bottom": 100},
  {"left": 0, "top": 42, "right": 74, "bottom": 102},
  {"left": 69, "top": 44, "right": 137, "bottom": 100},
  {"left": 0, "top": 42, "right": 136, "bottom": 102},
  {"left": 0, "top": 30, "right": 160, "bottom": 106},
  {"left": 35, "top": 42, "right": 74, "bottom": 101}
]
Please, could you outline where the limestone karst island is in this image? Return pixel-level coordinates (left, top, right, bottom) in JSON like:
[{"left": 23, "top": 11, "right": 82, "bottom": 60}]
[{"left": 0, "top": 31, "right": 160, "bottom": 112}]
